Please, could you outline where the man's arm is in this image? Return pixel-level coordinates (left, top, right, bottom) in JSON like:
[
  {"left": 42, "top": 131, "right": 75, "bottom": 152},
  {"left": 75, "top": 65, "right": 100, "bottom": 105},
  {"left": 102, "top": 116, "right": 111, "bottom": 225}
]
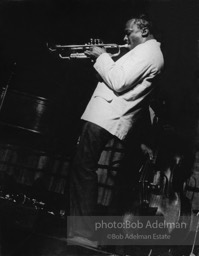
[{"left": 93, "top": 50, "right": 158, "bottom": 93}]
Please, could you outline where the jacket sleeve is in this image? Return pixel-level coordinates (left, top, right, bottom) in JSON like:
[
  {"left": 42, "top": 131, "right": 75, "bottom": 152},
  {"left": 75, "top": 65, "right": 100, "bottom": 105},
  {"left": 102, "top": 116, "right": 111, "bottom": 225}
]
[{"left": 94, "top": 51, "right": 157, "bottom": 93}]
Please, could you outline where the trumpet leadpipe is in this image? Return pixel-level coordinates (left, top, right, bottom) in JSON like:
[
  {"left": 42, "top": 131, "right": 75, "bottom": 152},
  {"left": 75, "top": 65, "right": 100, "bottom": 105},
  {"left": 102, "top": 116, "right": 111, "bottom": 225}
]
[
  {"left": 49, "top": 43, "right": 128, "bottom": 50},
  {"left": 47, "top": 42, "right": 129, "bottom": 59}
]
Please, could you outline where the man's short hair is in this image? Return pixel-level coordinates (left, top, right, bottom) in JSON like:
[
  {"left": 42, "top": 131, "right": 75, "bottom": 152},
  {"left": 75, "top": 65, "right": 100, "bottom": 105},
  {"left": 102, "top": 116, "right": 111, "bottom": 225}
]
[{"left": 132, "top": 14, "right": 153, "bottom": 33}]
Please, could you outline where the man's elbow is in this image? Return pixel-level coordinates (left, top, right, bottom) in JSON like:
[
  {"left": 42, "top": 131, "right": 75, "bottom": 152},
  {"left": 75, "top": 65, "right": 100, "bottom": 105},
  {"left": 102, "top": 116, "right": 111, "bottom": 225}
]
[
  {"left": 107, "top": 73, "right": 127, "bottom": 93},
  {"left": 111, "top": 80, "right": 127, "bottom": 93}
]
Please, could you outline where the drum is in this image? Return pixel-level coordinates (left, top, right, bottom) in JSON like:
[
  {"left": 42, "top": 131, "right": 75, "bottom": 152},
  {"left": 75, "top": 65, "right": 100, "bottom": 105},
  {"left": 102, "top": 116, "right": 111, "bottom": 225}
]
[{"left": 0, "top": 88, "right": 53, "bottom": 134}]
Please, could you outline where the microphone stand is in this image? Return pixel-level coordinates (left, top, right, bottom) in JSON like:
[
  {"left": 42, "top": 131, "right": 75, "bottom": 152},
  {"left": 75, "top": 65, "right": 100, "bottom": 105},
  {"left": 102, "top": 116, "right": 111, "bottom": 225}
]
[
  {"left": 0, "top": 62, "right": 16, "bottom": 113},
  {"left": 189, "top": 212, "right": 199, "bottom": 256}
]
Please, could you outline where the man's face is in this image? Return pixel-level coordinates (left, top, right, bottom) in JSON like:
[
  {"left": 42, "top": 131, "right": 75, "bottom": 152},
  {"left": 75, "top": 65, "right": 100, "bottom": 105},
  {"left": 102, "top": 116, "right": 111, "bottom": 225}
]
[{"left": 124, "top": 20, "right": 143, "bottom": 50}]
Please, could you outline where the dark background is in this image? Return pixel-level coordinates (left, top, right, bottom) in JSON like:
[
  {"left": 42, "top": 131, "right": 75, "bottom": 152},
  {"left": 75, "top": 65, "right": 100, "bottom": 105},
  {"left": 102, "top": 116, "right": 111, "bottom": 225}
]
[
  {"left": 0, "top": 0, "right": 198, "bottom": 154},
  {"left": 0, "top": 2, "right": 198, "bottom": 254}
]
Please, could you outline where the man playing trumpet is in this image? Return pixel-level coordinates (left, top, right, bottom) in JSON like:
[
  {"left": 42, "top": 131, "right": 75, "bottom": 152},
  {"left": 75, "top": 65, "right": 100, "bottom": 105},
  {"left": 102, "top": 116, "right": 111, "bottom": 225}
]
[{"left": 68, "top": 13, "right": 164, "bottom": 249}]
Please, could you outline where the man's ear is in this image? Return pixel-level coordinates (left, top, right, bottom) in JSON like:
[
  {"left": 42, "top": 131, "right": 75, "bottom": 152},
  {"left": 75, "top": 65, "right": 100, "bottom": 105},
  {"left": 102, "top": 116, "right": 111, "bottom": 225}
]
[{"left": 142, "top": 28, "right": 149, "bottom": 37}]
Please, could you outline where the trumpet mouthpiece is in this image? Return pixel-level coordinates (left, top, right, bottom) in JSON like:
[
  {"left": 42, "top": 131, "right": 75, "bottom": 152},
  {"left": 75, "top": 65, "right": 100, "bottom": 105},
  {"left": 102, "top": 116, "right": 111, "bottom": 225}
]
[{"left": 122, "top": 44, "right": 129, "bottom": 48}]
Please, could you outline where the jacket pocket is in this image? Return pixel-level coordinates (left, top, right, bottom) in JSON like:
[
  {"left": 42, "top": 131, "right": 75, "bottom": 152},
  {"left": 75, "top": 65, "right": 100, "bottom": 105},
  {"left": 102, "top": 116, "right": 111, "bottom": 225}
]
[{"left": 93, "top": 95, "right": 113, "bottom": 103}]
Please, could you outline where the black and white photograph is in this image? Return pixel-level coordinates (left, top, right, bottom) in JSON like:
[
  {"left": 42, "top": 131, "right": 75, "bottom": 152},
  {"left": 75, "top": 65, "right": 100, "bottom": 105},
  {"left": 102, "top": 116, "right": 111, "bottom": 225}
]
[{"left": 0, "top": 0, "right": 199, "bottom": 255}]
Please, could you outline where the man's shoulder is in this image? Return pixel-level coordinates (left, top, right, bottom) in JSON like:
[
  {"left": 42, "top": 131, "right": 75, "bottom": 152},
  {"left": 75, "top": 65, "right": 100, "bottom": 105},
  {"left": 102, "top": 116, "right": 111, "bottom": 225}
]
[
  {"left": 139, "top": 39, "right": 161, "bottom": 51},
  {"left": 131, "top": 40, "right": 163, "bottom": 64}
]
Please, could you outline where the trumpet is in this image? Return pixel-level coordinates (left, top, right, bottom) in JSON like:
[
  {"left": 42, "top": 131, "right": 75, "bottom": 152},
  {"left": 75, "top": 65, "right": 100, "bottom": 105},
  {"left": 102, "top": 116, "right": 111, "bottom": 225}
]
[{"left": 47, "top": 39, "right": 128, "bottom": 59}]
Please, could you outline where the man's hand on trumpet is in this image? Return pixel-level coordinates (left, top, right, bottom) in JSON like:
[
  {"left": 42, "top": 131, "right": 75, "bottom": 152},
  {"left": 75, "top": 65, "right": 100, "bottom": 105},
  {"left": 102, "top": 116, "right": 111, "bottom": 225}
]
[{"left": 84, "top": 46, "right": 106, "bottom": 60}]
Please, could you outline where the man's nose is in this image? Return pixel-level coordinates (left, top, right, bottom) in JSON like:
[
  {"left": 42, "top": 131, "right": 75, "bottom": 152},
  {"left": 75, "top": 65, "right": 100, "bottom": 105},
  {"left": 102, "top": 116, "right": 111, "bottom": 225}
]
[{"left": 124, "top": 35, "right": 128, "bottom": 41}]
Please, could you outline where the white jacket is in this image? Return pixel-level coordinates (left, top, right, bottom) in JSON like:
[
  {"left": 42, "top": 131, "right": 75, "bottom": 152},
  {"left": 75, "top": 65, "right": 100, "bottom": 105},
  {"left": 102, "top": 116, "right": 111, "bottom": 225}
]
[{"left": 81, "top": 39, "right": 164, "bottom": 140}]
